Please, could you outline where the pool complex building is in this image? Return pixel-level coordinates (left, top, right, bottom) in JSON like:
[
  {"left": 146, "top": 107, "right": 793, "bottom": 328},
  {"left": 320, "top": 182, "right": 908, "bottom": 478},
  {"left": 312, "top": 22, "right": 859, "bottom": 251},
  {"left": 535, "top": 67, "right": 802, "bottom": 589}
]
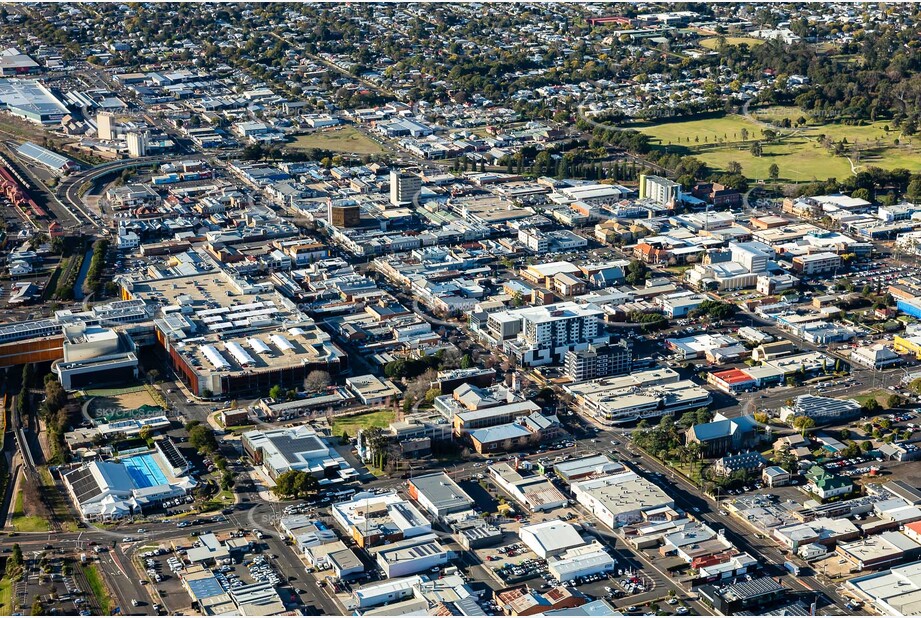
[{"left": 62, "top": 438, "right": 196, "bottom": 520}]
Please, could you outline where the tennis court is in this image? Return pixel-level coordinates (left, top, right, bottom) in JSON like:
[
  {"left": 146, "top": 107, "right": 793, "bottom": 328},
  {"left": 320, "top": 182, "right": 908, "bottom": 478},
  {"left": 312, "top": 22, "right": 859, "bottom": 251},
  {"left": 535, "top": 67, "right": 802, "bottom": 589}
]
[{"left": 123, "top": 453, "right": 168, "bottom": 487}]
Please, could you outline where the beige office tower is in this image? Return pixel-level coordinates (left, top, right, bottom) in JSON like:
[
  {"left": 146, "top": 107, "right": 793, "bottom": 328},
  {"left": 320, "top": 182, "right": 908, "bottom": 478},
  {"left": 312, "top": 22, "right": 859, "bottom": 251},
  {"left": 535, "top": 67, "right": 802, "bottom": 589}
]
[
  {"left": 97, "top": 112, "right": 114, "bottom": 141},
  {"left": 389, "top": 170, "right": 421, "bottom": 207}
]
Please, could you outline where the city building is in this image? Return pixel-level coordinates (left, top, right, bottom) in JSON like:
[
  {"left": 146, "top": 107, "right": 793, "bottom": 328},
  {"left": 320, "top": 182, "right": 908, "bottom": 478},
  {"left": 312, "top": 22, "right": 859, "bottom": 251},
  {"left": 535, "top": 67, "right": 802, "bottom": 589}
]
[
  {"left": 241, "top": 425, "right": 352, "bottom": 482},
  {"left": 563, "top": 340, "right": 631, "bottom": 382},
  {"left": 489, "top": 462, "right": 568, "bottom": 512},
  {"left": 850, "top": 344, "right": 902, "bottom": 370},
  {"left": 685, "top": 413, "right": 761, "bottom": 458},
  {"left": 119, "top": 270, "right": 345, "bottom": 397},
  {"left": 389, "top": 170, "right": 422, "bottom": 207},
  {"left": 329, "top": 202, "right": 361, "bottom": 227},
  {"left": 15, "top": 141, "right": 78, "bottom": 175},
  {"left": 553, "top": 455, "right": 625, "bottom": 484},
  {"left": 847, "top": 560, "right": 921, "bottom": 616},
  {"left": 373, "top": 534, "right": 452, "bottom": 578},
  {"left": 346, "top": 374, "right": 402, "bottom": 405},
  {"left": 487, "top": 302, "right": 607, "bottom": 366},
  {"left": 97, "top": 111, "right": 115, "bottom": 140},
  {"left": 519, "top": 520, "right": 586, "bottom": 558},
  {"left": 805, "top": 465, "right": 854, "bottom": 499},
  {"left": 572, "top": 471, "right": 675, "bottom": 528},
  {"left": 712, "top": 452, "right": 768, "bottom": 477},
  {"left": 836, "top": 531, "right": 921, "bottom": 570},
  {"left": 566, "top": 369, "right": 711, "bottom": 425},
  {"left": 792, "top": 252, "right": 842, "bottom": 275},
  {"left": 0, "top": 79, "right": 69, "bottom": 124},
  {"left": 697, "top": 577, "right": 786, "bottom": 615},
  {"left": 639, "top": 174, "right": 680, "bottom": 206},
  {"left": 62, "top": 453, "right": 192, "bottom": 521},
  {"left": 779, "top": 395, "right": 862, "bottom": 424},
  {"left": 495, "top": 585, "right": 587, "bottom": 616},
  {"left": 54, "top": 323, "right": 139, "bottom": 390},
  {"left": 407, "top": 472, "right": 475, "bottom": 521},
  {"left": 762, "top": 466, "right": 791, "bottom": 488},
  {"left": 331, "top": 491, "right": 431, "bottom": 548},
  {"left": 547, "top": 542, "right": 617, "bottom": 582}
]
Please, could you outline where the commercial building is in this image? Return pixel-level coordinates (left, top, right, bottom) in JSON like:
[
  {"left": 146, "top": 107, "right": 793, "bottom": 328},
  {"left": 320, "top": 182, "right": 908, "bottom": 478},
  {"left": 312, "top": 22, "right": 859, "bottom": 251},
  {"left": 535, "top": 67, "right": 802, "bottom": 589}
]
[
  {"left": 851, "top": 344, "right": 902, "bottom": 370},
  {"left": 847, "top": 560, "right": 921, "bottom": 616},
  {"left": 119, "top": 270, "right": 345, "bottom": 397},
  {"left": 792, "top": 252, "right": 841, "bottom": 275},
  {"left": 837, "top": 531, "right": 921, "bottom": 570},
  {"left": 0, "top": 49, "right": 40, "bottom": 76},
  {"left": 54, "top": 323, "right": 139, "bottom": 390},
  {"left": 697, "top": 577, "right": 786, "bottom": 615},
  {"left": 553, "top": 455, "right": 625, "bottom": 484},
  {"left": 779, "top": 395, "right": 862, "bottom": 424},
  {"left": 547, "top": 541, "right": 617, "bottom": 582},
  {"left": 519, "top": 520, "right": 586, "bottom": 558},
  {"left": 374, "top": 534, "right": 452, "bottom": 578},
  {"left": 762, "top": 466, "right": 791, "bottom": 488},
  {"left": 566, "top": 369, "right": 711, "bottom": 425},
  {"left": 407, "top": 472, "right": 475, "bottom": 521},
  {"left": 0, "top": 80, "right": 69, "bottom": 124},
  {"left": 332, "top": 491, "right": 431, "bottom": 548},
  {"left": 772, "top": 518, "right": 860, "bottom": 551},
  {"left": 563, "top": 340, "right": 631, "bottom": 382},
  {"left": 495, "top": 585, "right": 588, "bottom": 616},
  {"left": 349, "top": 573, "right": 478, "bottom": 614},
  {"left": 346, "top": 374, "right": 401, "bottom": 405},
  {"left": 389, "top": 170, "right": 422, "bottom": 207},
  {"left": 329, "top": 203, "right": 361, "bottom": 227},
  {"left": 489, "top": 462, "right": 568, "bottom": 512},
  {"left": 242, "top": 425, "right": 352, "bottom": 482},
  {"left": 573, "top": 471, "right": 675, "bottom": 528}
]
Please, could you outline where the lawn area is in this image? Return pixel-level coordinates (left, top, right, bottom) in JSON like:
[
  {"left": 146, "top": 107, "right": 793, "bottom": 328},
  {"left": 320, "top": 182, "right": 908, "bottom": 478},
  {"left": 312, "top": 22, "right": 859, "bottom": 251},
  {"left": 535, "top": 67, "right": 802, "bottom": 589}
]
[
  {"left": 289, "top": 126, "right": 386, "bottom": 155},
  {"left": 629, "top": 114, "right": 760, "bottom": 147},
  {"left": 698, "top": 138, "right": 854, "bottom": 181},
  {"left": 10, "top": 489, "right": 50, "bottom": 533},
  {"left": 631, "top": 109, "right": 921, "bottom": 180},
  {"left": 853, "top": 390, "right": 893, "bottom": 409},
  {"left": 0, "top": 577, "right": 13, "bottom": 615},
  {"left": 699, "top": 36, "right": 764, "bottom": 49},
  {"left": 81, "top": 564, "right": 112, "bottom": 615},
  {"left": 331, "top": 410, "right": 396, "bottom": 438}
]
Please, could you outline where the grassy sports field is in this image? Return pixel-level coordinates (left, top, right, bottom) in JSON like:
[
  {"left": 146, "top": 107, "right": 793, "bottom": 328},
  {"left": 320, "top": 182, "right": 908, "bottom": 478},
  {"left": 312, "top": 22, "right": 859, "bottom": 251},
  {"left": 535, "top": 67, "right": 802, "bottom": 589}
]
[
  {"left": 289, "top": 125, "right": 386, "bottom": 155},
  {"left": 699, "top": 36, "right": 764, "bottom": 49}
]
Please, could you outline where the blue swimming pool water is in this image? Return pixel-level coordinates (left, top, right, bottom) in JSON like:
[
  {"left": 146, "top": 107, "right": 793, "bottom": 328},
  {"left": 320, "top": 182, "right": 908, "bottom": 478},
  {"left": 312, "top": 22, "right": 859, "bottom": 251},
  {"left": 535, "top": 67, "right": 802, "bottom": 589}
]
[{"left": 123, "top": 453, "right": 168, "bottom": 488}]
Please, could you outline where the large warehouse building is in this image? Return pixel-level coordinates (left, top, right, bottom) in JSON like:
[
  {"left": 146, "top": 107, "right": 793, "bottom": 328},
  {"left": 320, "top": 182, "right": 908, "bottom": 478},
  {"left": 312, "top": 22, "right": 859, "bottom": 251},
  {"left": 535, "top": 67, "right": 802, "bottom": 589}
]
[{"left": 0, "top": 79, "right": 69, "bottom": 124}]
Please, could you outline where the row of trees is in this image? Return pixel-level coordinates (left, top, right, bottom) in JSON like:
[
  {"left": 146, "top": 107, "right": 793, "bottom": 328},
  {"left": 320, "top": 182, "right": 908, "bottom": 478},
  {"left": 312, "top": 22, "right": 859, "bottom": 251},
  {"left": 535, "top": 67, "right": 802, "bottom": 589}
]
[
  {"left": 83, "top": 239, "right": 109, "bottom": 296},
  {"left": 185, "top": 421, "right": 234, "bottom": 491},
  {"left": 272, "top": 469, "right": 319, "bottom": 499}
]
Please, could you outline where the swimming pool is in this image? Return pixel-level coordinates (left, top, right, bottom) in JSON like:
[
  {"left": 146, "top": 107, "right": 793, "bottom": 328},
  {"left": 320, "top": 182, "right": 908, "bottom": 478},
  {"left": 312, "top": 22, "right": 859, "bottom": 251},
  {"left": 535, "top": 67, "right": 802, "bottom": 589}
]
[{"left": 123, "top": 453, "right": 169, "bottom": 488}]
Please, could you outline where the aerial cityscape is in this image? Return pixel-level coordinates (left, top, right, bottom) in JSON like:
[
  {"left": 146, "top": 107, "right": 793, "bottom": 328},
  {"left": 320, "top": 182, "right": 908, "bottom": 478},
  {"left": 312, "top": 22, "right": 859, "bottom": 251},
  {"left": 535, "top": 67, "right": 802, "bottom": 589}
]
[{"left": 0, "top": 2, "right": 921, "bottom": 616}]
